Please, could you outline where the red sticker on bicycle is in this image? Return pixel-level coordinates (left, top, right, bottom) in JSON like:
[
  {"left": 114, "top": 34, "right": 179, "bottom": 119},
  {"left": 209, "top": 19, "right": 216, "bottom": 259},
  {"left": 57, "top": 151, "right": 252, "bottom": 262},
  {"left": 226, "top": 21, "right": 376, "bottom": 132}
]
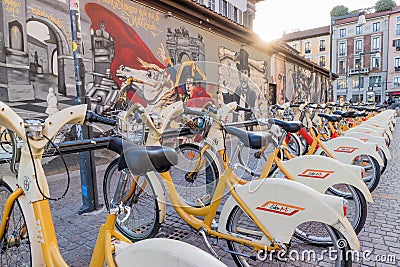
[
  {"left": 298, "top": 169, "right": 334, "bottom": 179},
  {"left": 256, "top": 201, "right": 304, "bottom": 216},
  {"left": 334, "top": 146, "right": 358, "bottom": 153}
]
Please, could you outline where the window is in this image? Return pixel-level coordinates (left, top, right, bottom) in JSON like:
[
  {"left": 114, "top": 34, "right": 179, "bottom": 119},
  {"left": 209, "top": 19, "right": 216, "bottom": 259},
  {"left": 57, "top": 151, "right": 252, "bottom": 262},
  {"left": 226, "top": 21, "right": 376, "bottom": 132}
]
[
  {"left": 355, "top": 39, "right": 363, "bottom": 53},
  {"left": 338, "top": 42, "right": 346, "bottom": 56},
  {"left": 372, "top": 37, "right": 380, "bottom": 52},
  {"left": 356, "top": 25, "right": 362, "bottom": 35},
  {"left": 369, "top": 76, "right": 382, "bottom": 87},
  {"left": 319, "top": 56, "right": 326, "bottom": 67},
  {"left": 397, "top": 16, "right": 400, "bottom": 35},
  {"left": 227, "top": 2, "right": 232, "bottom": 19},
  {"left": 319, "top": 40, "right": 326, "bottom": 51},
  {"left": 208, "top": 0, "right": 215, "bottom": 10},
  {"left": 234, "top": 6, "right": 238, "bottom": 22},
  {"left": 372, "top": 56, "right": 380, "bottom": 69},
  {"left": 394, "top": 39, "right": 400, "bottom": 50},
  {"left": 353, "top": 76, "right": 364, "bottom": 88},
  {"left": 395, "top": 58, "right": 400, "bottom": 71},
  {"left": 9, "top": 21, "right": 24, "bottom": 51},
  {"left": 221, "top": 0, "right": 227, "bottom": 16},
  {"left": 305, "top": 42, "right": 311, "bottom": 53},
  {"left": 373, "top": 22, "right": 380, "bottom": 32},
  {"left": 355, "top": 58, "right": 362, "bottom": 69},
  {"left": 394, "top": 77, "right": 400, "bottom": 87},
  {"left": 339, "top": 28, "right": 346, "bottom": 38},
  {"left": 337, "top": 78, "right": 348, "bottom": 89},
  {"left": 338, "top": 60, "right": 346, "bottom": 72}
]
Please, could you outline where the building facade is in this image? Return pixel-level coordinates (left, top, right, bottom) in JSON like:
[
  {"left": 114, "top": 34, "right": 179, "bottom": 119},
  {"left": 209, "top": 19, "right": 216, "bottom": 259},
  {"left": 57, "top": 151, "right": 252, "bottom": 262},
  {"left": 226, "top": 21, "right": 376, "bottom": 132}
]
[
  {"left": 387, "top": 6, "right": 400, "bottom": 100},
  {"left": 193, "top": 0, "right": 258, "bottom": 30},
  {"left": 282, "top": 26, "right": 331, "bottom": 70},
  {"left": 0, "top": 0, "right": 330, "bottom": 113},
  {"left": 332, "top": 11, "right": 389, "bottom": 104}
]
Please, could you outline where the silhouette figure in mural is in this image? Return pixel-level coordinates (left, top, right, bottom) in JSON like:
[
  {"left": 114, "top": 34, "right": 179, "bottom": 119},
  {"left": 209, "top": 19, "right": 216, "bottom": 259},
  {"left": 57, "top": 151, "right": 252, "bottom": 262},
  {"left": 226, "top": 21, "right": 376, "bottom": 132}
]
[{"left": 232, "top": 49, "right": 257, "bottom": 123}]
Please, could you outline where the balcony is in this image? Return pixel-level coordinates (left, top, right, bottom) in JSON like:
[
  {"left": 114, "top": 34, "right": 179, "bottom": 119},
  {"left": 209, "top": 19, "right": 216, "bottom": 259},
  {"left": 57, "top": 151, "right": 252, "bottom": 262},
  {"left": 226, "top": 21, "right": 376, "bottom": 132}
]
[
  {"left": 305, "top": 49, "right": 311, "bottom": 54},
  {"left": 348, "top": 68, "right": 369, "bottom": 75},
  {"left": 319, "top": 46, "right": 326, "bottom": 52},
  {"left": 338, "top": 52, "right": 346, "bottom": 57},
  {"left": 395, "top": 66, "right": 400, "bottom": 72}
]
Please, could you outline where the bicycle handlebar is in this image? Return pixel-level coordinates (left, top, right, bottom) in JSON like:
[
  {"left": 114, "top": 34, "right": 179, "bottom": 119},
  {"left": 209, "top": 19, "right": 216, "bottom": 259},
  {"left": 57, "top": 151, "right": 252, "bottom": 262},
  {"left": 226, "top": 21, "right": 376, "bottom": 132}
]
[
  {"left": 85, "top": 111, "right": 116, "bottom": 126},
  {"left": 236, "top": 105, "right": 252, "bottom": 113},
  {"left": 183, "top": 107, "right": 206, "bottom": 116}
]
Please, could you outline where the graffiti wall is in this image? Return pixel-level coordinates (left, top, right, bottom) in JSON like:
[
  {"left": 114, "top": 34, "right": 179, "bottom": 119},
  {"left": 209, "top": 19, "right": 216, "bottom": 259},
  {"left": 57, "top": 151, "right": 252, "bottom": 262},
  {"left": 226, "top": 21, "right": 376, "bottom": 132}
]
[{"left": 0, "top": 0, "right": 327, "bottom": 123}]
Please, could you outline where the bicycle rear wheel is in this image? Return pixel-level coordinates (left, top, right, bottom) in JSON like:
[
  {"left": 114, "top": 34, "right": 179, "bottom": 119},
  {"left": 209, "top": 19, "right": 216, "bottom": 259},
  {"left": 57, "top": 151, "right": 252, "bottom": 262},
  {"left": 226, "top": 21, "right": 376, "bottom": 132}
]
[
  {"left": 0, "top": 180, "right": 31, "bottom": 266},
  {"left": 103, "top": 158, "right": 160, "bottom": 241}
]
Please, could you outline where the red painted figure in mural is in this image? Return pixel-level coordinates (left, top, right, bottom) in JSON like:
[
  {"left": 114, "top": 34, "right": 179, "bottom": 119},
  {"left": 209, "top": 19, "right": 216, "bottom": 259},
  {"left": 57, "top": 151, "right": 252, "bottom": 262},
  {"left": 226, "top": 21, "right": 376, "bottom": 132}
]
[{"left": 177, "top": 75, "right": 213, "bottom": 108}]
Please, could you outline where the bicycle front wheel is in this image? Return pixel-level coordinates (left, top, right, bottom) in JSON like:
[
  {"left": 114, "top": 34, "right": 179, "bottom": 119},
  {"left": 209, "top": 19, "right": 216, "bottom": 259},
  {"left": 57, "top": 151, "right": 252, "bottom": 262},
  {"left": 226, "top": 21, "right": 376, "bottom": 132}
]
[
  {"left": 171, "top": 143, "right": 219, "bottom": 207},
  {"left": 296, "top": 185, "right": 367, "bottom": 246},
  {"left": 0, "top": 180, "right": 31, "bottom": 266},
  {"left": 103, "top": 158, "right": 160, "bottom": 241},
  {"left": 226, "top": 205, "right": 352, "bottom": 266}
]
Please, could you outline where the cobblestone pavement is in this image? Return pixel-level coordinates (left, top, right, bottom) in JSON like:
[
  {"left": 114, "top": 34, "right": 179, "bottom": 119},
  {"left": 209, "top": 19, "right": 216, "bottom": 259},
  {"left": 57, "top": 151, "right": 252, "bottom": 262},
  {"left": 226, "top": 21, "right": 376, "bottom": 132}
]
[{"left": 17, "top": 119, "right": 400, "bottom": 266}]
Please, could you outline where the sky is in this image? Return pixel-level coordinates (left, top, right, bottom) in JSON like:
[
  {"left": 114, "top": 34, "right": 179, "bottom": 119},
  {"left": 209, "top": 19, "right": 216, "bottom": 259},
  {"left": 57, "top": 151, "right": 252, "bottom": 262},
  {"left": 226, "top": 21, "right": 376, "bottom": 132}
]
[{"left": 254, "top": 0, "right": 381, "bottom": 42}]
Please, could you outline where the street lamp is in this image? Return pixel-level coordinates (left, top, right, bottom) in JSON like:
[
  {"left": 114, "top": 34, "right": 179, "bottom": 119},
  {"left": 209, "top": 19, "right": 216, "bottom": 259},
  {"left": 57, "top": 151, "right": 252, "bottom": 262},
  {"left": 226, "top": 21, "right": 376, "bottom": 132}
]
[{"left": 357, "top": 51, "right": 380, "bottom": 103}]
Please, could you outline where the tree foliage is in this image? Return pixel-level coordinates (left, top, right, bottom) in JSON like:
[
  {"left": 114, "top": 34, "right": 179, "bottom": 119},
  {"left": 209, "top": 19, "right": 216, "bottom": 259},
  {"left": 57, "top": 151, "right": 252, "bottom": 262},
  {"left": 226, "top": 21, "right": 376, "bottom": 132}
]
[
  {"left": 375, "top": 0, "right": 396, "bottom": 12},
  {"left": 330, "top": 5, "right": 350, "bottom": 18}
]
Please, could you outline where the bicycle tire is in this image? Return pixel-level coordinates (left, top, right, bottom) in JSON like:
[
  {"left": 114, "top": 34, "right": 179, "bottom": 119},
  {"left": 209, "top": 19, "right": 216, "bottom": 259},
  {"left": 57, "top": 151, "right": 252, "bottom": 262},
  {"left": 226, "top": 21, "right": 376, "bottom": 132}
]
[
  {"left": 353, "top": 155, "right": 381, "bottom": 193},
  {"left": 103, "top": 158, "right": 161, "bottom": 241},
  {"left": 296, "top": 185, "right": 367, "bottom": 246},
  {"left": 226, "top": 205, "right": 352, "bottom": 267},
  {"left": 172, "top": 143, "right": 219, "bottom": 207},
  {"left": 0, "top": 180, "right": 32, "bottom": 266},
  {"left": 237, "top": 133, "right": 301, "bottom": 178},
  {"left": 377, "top": 147, "right": 387, "bottom": 174}
]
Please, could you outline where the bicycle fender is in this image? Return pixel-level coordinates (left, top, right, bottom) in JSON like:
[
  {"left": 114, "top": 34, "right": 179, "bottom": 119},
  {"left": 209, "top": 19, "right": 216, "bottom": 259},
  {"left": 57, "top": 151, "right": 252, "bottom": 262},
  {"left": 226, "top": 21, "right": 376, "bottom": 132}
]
[
  {"left": 146, "top": 172, "right": 167, "bottom": 223},
  {"left": 278, "top": 155, "right": 373, "bottom": 202},
  {"left": 114, "top": 238, "right": 227, "bottom": 266},
  {"left": 0, "top": 102, "right": 25, "bottom": 138},
  {"left": 2, "top": 176, "right": 46, "bottom": 267},
  {"left": 343, "top": 132, "right": 391, "bottom": 160},
  {"left": 45, "top": 104, "right": 87, "bottom": 141},
  {"left": 217, "top": 179, "right": 360, "bottom": 251},
  {"left": 159, "top": 101, "right": 184, "bottom": 133},
  {"left": 317, "top": 137, "right": 384, "bottom": 166},
  {"left": 346, "top": 126, "right": 389, "bottom": 140},
  {"left": 360, "top": 124, "right": 392, "bottom": 140},
  {"left": 365, "top": 119, "right": 394, "bottom": 132}
]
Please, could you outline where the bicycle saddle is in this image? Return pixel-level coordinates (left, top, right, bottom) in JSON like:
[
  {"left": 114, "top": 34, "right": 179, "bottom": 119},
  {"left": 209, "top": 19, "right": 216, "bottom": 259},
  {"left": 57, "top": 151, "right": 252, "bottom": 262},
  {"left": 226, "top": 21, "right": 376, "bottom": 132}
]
[
  {"left": 317, "top": 113, "right": 342, "bottom": 122},
  {"left": 268, "top": 118, "right": 302, "bottom": 133},
  {"left": 340, "top": 111, "right": 357, "bottom": 118},
  {"left": 225, "top": 126, "right": 271, "bottom": 149},
  {"left": 107, "top": 137, "right": 178, "bottom": 174},
  {"left": 355, "top": 112, "right": 367, "bottom": 117},
  {"left": 333, "top": 110, "right": 344, "bottom": 116}
]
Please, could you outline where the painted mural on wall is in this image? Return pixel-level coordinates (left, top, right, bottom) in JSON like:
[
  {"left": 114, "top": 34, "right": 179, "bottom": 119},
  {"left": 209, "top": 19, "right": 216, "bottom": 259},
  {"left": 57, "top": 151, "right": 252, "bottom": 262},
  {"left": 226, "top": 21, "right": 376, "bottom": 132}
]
[
  {"left": 218, "top": 46, "right": 268, "bottom": 121},
  {"left": 0, "top": 0, "right": 327, "bottom": 131}
]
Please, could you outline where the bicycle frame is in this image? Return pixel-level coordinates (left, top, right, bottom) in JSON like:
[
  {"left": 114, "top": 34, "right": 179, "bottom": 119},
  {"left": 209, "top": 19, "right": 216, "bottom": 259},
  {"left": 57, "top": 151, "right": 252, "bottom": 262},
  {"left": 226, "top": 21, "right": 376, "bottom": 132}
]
[
  {"left": 158, "top": 148, "right": 360, "bottom": 251},
  {"left": 119, "top": 102, "right": 361, "bottom": 256},
  {"left": 0, "top": 103, "right": 134, "bottom": 267}
]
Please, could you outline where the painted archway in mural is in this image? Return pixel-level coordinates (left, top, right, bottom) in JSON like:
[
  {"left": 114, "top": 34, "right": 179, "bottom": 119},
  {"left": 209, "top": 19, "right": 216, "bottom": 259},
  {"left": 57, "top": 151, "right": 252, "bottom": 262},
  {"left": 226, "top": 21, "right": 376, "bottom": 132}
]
[{"left": 26, "top": 16, "right": 70, "bottom": 95}]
